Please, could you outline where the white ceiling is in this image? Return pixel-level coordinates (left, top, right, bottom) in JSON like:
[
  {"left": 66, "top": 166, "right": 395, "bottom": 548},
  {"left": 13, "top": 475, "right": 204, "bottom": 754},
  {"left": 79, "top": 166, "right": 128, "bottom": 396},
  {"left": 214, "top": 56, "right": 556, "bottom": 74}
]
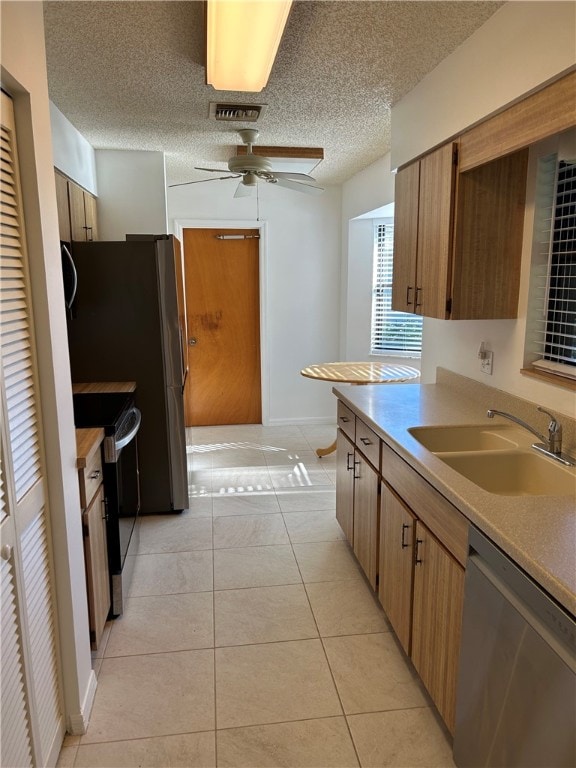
[{"left": 43, "top": 1, "right": 502, "bottom": 187}]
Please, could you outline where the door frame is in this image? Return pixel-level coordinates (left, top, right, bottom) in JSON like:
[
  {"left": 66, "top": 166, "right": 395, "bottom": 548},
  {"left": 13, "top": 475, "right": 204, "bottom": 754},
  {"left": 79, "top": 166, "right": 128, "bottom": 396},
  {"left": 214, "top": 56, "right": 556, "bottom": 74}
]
[{"left": 173, "top": 218, "right": 270, "bottom": 425}]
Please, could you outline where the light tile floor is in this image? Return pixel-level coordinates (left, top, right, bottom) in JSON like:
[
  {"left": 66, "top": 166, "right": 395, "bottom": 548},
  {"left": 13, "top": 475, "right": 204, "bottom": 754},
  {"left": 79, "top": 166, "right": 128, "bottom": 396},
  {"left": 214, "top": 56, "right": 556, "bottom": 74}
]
[{"left": 58, "top": 424, "right": 456, "bottom": 768}]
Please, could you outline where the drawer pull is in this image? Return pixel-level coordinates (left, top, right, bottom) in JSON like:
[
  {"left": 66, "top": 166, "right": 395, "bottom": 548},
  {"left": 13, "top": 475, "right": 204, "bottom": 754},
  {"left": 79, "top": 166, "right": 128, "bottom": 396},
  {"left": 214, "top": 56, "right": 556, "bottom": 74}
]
[
  {"left": 339, "top": 416, "right": 350, "bottom": 423},
  {"left": 89, "top": 469, "right": 102, "bottom": 480},
  {"left": 359, "top": 437, "right": 372, "bottom": 446},
  {"left": 401, "top": 523, "right": 410, "bottom": 549}
]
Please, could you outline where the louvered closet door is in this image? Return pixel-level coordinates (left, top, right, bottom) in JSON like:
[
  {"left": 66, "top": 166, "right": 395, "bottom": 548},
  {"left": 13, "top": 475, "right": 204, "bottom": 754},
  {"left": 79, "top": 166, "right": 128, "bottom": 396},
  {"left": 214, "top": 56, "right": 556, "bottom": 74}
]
[{"left": 1, "top": 91, "right": 64, "bottom": 767}]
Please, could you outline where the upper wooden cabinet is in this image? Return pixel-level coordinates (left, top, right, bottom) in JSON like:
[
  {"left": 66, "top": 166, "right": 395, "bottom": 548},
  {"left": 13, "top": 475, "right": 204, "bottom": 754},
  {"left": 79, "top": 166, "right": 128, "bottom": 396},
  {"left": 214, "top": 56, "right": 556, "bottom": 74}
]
[
  {"left": 392, "top": 143, "right": 457, "bottom": 319},
  {"left": 458, "top": 71, "right": 576, "bottom": 172},
  {"left": 55, "top": 170, "right": 99, "bottom": 242},
  {"left": 392, "top": 142, "right": 528, "bottom": 320}
]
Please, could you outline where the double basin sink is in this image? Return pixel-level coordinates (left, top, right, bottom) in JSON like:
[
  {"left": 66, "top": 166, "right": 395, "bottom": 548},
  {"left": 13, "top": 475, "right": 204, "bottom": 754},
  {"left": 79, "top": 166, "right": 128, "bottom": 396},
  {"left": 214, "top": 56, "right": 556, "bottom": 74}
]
[{"left": 408, "top": 425, "right": 576, "bottom": 497}]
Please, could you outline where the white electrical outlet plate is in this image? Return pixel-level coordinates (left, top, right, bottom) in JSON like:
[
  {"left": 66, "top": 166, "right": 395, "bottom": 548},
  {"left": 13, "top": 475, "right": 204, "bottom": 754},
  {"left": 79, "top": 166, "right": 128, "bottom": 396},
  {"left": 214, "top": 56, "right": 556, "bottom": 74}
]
[{"left": 481, "top": 351, "right": 494, "bottom": 375}]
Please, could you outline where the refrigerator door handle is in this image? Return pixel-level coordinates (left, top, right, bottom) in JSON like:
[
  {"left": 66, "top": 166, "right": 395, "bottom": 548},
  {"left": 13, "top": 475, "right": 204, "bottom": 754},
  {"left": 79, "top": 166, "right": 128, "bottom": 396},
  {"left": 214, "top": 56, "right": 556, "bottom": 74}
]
[{"left": 61, "top": 242, "right": 77, "bottom": 308}]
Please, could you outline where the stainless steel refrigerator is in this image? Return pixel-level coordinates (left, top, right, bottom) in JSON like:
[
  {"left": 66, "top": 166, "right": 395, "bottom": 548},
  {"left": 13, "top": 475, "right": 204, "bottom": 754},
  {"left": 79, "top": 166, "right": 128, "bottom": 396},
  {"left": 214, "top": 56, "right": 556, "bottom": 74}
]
[{"left": 66, "top": 234, "right": 189, "bottom": 514}]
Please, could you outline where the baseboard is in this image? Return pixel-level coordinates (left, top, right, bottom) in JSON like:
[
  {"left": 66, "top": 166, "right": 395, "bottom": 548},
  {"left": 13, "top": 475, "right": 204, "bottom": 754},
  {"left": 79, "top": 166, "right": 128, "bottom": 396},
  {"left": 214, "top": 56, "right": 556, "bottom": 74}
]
[
  {"left": 266, "top": 417, "right": 336, "bottom": 427},
  {"left": 68, "top": 669, "right": 98, "bottom": 735}
]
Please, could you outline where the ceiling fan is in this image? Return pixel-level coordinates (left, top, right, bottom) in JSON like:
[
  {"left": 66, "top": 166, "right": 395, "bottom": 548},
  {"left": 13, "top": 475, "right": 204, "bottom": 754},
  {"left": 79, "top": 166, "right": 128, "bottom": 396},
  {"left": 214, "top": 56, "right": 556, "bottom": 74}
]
[{"left": 169, "top": 129, "right": 324, "bottom": 197}]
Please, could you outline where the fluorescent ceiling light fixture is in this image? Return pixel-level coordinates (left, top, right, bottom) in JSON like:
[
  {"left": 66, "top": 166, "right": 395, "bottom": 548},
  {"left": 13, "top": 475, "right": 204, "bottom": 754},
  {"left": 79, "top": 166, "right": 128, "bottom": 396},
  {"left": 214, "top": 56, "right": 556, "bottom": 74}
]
[{"left": 206, "top": 0, "right": 293, "bottom": 92}]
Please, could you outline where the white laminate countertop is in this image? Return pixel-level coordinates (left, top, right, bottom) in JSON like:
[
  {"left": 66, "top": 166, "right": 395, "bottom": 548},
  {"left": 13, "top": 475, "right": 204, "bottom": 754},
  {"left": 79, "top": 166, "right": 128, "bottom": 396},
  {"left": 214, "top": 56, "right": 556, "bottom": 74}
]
[{"left": 332, "top": 379, "right": 576, "bottom": 616}]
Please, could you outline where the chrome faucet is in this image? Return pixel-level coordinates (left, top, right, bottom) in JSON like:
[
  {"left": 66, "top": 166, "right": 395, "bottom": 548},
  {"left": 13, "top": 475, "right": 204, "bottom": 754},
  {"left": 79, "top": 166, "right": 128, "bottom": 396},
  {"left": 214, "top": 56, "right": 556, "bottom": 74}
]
[{"left": 486, "top": 407, "right": 575, "bottom": 466}]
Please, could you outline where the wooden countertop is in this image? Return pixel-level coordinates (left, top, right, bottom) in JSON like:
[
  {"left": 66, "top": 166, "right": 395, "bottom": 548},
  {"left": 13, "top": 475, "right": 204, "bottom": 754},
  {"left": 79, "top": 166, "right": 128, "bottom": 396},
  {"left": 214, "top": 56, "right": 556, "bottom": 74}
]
[
  {"left": 76, "top": 428, "right": 104, "bottom": 468},
  {"left": 73, "top": 381, "right": 136, "bottom": 394}
]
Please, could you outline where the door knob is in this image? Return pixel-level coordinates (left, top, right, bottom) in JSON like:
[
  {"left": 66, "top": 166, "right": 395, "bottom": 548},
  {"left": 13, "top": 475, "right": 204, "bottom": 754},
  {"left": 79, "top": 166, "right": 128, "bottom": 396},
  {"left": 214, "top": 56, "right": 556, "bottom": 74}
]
[{"left": 188, "top": 337, "right": 197, "bottom": 346}]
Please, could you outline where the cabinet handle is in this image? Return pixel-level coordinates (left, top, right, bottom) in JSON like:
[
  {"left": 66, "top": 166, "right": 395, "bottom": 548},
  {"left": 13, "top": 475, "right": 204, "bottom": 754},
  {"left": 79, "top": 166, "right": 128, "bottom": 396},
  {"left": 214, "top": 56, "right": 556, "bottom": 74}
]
[
  {"left": 415, "top": 537, "right": 423, "bottom": 565},
  {"left": 101, "top": 498, "right": 108, "bottom": 521},
  {"left": 339, "top": 415, "right": 350, "bottom": 423},
  {"left": 401, "top": 523, "right": 410, "bottom": 549},
  {"left": 359, "top": 437, "right": 372, "bottom": 446},
  {"left": 406, "top": 286, "right": 413, "bottom": 306},
  {"left": 415, "top": 287, "right": 422, "bottom": 308},
  {"left": 89, "top": 469, "right": 101, "bottom": 480},
  {"left": 353, "top": 459, "right": 361, "bottom": 480},
  {"left": 346, "top": 452, "right": 354, "bottom": 472}
]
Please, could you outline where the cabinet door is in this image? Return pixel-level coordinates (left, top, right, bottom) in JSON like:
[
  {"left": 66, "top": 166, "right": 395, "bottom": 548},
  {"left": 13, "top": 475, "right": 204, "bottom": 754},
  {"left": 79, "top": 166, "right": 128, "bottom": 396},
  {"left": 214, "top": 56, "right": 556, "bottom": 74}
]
[
  {"left": 82, "top": 485, "right": 110, "bottom": 649},
  {"left": 451, "top": 149, "right": 528, "bottom": 320},
  {"left": 378, "top": 484, "right": 415, "bottom": 654},
  {"left": 352, "top": 453, "right": 379, "bottom": 589},
  {"left": 83, "top": 192, "right": 98, "bottom": 241},
  {"left": 411, "top": 521, "right": 465, "bottom": 734},
  {"left": 416, "top": 142, "right": 457, "bottom": 319},
  {"left": 54, "top": 171, "right": 71, "bottom": 242},
  {"left": 68, "top": 181, "right": 88, "bottom": 241},
  {"left": 335, "top": 430, "right": 355, "bottom": 545},
  {"left": 392, "top": 161, "right": 420, "bottom": 312}
]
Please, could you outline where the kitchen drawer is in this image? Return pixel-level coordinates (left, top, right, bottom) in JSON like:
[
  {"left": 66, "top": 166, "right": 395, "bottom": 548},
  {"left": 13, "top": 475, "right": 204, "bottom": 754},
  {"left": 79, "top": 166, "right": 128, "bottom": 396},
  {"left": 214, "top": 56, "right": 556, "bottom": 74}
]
[
  {"left": 337, "top": 401, "right": 355, "bottom": 440},
  {"left": 356, "top": 418, "right": 381, "bottom": 471},
  {"left": 78, "top": 444, "right": 103, "bottom": 510}
]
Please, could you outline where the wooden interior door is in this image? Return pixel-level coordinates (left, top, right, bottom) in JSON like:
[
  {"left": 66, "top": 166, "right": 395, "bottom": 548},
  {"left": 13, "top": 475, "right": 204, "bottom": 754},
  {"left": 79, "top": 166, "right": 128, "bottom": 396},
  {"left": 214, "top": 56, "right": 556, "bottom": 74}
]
[{"left": 182, "top": 227, "right": 261, "bottom": 426}]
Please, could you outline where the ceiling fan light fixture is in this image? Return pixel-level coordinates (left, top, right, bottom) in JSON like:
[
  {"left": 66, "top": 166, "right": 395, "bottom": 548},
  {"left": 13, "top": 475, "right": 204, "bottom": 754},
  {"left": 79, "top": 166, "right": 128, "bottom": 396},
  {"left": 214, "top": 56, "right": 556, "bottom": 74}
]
[{"left": 206, "top": 0, "right": 293, "bottom": 92}]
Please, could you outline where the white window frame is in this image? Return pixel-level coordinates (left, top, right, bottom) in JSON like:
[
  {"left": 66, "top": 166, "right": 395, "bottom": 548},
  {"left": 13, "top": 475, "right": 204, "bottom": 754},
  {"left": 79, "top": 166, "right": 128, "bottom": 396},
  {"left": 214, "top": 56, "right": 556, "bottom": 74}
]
[{"left": 370, "top": 219, "right": 422, "bottom": 358}]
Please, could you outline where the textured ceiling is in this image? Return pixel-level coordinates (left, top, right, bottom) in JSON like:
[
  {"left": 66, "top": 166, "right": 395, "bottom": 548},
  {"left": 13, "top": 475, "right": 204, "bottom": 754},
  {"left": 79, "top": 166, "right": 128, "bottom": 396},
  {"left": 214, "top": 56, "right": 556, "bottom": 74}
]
[{"left": 43, "top": 1, "right": 502, "bottom": 187}]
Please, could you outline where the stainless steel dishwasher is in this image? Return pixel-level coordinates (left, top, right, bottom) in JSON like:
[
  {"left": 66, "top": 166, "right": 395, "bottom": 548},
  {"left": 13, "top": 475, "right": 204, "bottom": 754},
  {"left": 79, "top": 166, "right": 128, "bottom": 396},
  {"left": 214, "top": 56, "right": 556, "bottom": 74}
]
[{"left": 453, "top": 527, "right": 576, "bottom": 768}]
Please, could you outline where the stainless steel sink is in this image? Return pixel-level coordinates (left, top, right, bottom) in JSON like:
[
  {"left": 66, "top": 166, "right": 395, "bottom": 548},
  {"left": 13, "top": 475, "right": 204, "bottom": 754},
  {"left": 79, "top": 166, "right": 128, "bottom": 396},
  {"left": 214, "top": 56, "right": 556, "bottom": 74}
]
[
  {"left": 408, "top": 425, "right": 519, "bottom": 452},
  {"left": 438, "top": 451, "right": 576, "bottom": 497}
]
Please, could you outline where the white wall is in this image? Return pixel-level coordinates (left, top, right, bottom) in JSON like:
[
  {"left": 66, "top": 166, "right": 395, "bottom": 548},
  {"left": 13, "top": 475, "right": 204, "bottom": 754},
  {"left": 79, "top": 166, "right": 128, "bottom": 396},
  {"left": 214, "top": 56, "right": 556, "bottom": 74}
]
[
  {"left": 390, "top": 0, "right": 576, "bottom": 417},
  {"left": 340, "top": 156, "right": 393, "bottom": 359},
  {"left": 95, "top": 150, "right": 168, "bottom": 239},
  {"left": 391, "top": 1, "right": 576, "bottom": 169},
  {"left": 168, "top": 181, "right": 342, "bottom": 424},
  {"left": 50, "top": 101, "right": 97, "bottom": 194},
  {"left": 1, "top": 0, "right": 94, "bottom": 734},
  {"left": 340, "top": 154, "right": 420, "bottom": 369}
]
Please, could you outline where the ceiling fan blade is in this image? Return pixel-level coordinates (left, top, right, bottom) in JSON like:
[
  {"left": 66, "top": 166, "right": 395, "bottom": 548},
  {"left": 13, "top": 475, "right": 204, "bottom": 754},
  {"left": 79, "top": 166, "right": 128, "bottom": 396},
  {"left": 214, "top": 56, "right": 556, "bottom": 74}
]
[
  {"left": 271, "top": 171, "right": 317, "bottom": 182},
  {"left": 269, "top": 177, "right": 324, "bottom": 195},
  {"left": 169, "top": 175, "right": 239, "bottom": 188},
  {"left": 194, "top": 166, "right": 231, "bottom": 173},
  {"left": 234, "top": 182, "right": 255, "bottom": 198}
]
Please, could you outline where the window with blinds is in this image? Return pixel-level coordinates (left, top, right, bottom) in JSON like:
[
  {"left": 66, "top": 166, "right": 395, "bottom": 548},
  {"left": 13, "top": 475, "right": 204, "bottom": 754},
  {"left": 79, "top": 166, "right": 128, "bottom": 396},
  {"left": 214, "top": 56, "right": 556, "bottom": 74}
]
[
  {"left": 371, "top": 222, "right": 422, "bottom": 355},
  {"left": 526, "top": 152, "right": 576, "bottom": 380}
]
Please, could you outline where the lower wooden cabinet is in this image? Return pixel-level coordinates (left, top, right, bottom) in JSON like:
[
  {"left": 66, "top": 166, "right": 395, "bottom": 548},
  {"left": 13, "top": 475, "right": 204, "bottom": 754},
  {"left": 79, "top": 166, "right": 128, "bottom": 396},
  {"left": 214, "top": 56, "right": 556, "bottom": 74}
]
[
  {"left": 411, "top": 521, "right": 465, "bottom": 734},
  {"left": 335, "top": 399, "right": 468, "bottom": 736},
  {"left": 352, "top": 452, "right": 379, "bottom": 590},
  {"left": 76, "top": 429, "right": 110, "bottom": 650},
  {"left": 378, "top": 484, "right": 415, "bottom": 654},
  {"left": 335, "top": 430, "right": 355, "bottom": 544},
  {"left": 82, "top": 485, "right": 110, "bottom": 649},
  {"left": 335, "top": 425, "right": 380, "bottom": 590}
]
